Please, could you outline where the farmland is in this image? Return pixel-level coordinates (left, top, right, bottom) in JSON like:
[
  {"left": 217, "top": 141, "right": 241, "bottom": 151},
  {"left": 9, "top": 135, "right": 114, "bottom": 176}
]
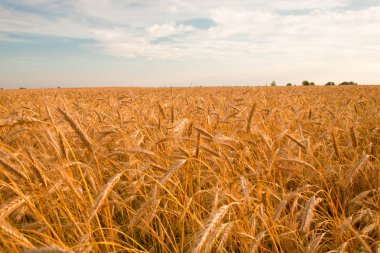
[{"left": 0, "top": 86, "right": 379, "bottom": 252}]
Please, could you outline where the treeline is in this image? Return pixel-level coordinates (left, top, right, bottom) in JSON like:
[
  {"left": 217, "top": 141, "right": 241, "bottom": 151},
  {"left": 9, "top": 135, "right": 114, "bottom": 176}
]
[{"left": 273, "top": 81, "right": 358, "bottom": 86}]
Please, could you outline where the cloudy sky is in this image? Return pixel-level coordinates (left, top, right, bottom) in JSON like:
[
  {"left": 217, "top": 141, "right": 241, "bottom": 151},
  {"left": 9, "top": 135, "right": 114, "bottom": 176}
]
[{"left": 0, "top": 0, "right": 379, "bottom": 88}]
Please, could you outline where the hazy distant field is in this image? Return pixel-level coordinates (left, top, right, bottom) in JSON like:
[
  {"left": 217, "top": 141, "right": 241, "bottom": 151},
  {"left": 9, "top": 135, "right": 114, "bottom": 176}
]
[{"left": 0, "top": 86, "right": 379, "bottom": 252}]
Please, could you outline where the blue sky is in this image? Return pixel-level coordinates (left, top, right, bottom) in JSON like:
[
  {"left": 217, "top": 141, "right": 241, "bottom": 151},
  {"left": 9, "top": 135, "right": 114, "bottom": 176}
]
[{"left": 1, "top": 0, "right": 380, "bottom": 88}]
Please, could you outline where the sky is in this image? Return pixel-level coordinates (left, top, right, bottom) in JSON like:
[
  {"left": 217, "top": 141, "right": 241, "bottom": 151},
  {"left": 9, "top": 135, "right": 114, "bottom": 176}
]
[{"left": 0, "top": 0, "right": 380, "bottom": 88}]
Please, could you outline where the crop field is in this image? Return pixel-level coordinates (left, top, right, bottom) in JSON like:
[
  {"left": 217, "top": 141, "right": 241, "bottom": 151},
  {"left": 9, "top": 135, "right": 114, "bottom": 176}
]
[{"left": 0, "top": 86, "right": 379, "bottom": 252}]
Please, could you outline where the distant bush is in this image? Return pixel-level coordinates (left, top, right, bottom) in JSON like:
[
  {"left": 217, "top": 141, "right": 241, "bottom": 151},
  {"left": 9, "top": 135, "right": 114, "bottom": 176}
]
[
  {"left": 302, "top": 80, "right": 316, "bottom": 86},
  {"left": 271, "top": 81, "right": 276, "bottom": 86},
  {"left": 286, "top": 83, "right": 292, "bottom": 86},
  {"left": 339, "top": 81, "right": 357, "bottom": 85},
  {"left": 325, "top": 82, "right": 335, "bottom": 86}
]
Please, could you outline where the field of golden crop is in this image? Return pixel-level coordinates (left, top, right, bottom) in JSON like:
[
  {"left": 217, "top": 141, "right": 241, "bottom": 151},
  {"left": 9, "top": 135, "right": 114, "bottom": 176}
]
[{"left": 0, "top": 86, "right": 379, "bottom": 252}]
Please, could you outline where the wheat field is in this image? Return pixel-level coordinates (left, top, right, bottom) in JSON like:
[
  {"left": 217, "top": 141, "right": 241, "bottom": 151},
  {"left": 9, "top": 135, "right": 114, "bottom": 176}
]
[{"left": 0, "top": 86, "right": 379, "bottom": 252}]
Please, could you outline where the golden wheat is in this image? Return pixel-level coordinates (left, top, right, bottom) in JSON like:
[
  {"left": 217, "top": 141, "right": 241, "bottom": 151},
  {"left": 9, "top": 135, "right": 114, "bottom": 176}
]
[{"left": 0, "top": 86, "right": 378, "bottom": 252}]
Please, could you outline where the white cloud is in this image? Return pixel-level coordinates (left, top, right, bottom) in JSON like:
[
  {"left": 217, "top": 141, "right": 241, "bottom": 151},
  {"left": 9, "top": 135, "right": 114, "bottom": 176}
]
[
  {"left": 80, "top": 5, "right": 380, "bottom": 61},
  {"left": 147, "top": 23, "right": 194, "bottom": 39},
  {"left": 0, "top": 7, "right": 91, "bottom": 38}
]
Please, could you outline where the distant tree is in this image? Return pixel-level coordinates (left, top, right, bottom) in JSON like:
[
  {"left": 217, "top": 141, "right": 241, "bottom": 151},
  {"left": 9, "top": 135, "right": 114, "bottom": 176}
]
[
  {"left": 325, "top": 82, "right": 335, "bottom": 86},
  {"left": 302, "top": 80, "right": 310, "bottom": 86},
  {"left": 19, "top": 87, "right": 26, "bottom": 89},
  {"left": 271, "top": 81, "right": 277, "bottom": 86},
  {"left": 286, "top": 83, "right": 292, "bottom": 86},
  {"left": 310, "top": 82, "right": 315, "bottom": 86},
  {"left": 339, "top": 81, "right": 357, "bottom": 85}
]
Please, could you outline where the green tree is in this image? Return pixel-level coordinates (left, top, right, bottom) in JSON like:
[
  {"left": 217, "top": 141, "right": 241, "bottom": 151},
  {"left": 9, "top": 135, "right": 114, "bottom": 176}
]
[
  {"left": 340, "top": 81, "right": 357, "bottom": 85},
  {"left": 302, "top": 80, "right": 310, "bottom": 86}
]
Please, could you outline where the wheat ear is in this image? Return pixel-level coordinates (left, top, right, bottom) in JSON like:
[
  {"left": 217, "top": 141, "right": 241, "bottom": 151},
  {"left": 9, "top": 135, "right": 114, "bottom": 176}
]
[
  {"left": 57, "top": 108, "right": 94, "bottom": 153},
  {"left": 306, "top": 232, "right": 325, "bottom": 253},
  {"left": 273, "top": 199, "right": 287, "bottom": 221},
  {"left": 74, "top": 234, "right": 92, "bottom": 253},
  {"left": 278, "top": 158, "right": 315, "bottom": 170},
  {"left": 249, "top": 231, "right": 266, "bottom": 253},
  {"left": 246, "top": 103, "right": 256, "bottom": 133},
  {"left": 350, "top": 127, "right": 358, "bottom": 148},
  {"left": 0, "top": 195, "right": 31, "bottom": 219},
  {"left": 0, "top": 157, "right": 28, "bottom": 180},
  {"left": 158, "top": 102, "right": 167, "bottom": 119},
  {"left": 22, "top": 246, "right": 72, "bottom": 253},
  {"left": 345, "top": 154, "right": 368, "bottom": 183},
  {"left": 331, "top": 131, "right": 340, "bottom": 159},
  {"left": 194, "top": 126, "right": 213, "bottom": 139},
  {"left": 285, "top": 134, "right": 307, "bottom": 150},
  {"left": 88, "top": 172, "right": 123, "bottom": 221},
  {"left": 335, "top": 242, "right": 348, "bottom": 253},
  {"left": 159, "top": 159, "right": 187, "bottom": 185},
  {"left": 0, "top": 218, "right": 34, "bottom": 248},
  {"left": 192, "top": 203, "right": 236, "bottom": 253},
  {"left": 300, "top": 196, "right": 322, "bottom": 233}
]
